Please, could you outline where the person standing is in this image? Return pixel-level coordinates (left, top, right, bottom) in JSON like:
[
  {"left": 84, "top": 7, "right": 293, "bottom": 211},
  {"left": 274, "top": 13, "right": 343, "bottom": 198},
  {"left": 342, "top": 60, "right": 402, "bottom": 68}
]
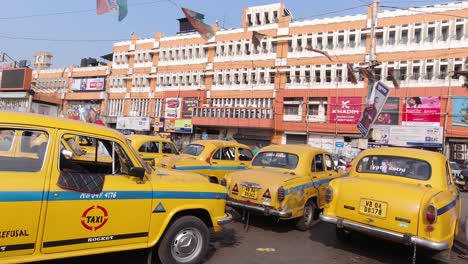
[{"left": 253, "top": 143, "right": 261, "bottom": 155}]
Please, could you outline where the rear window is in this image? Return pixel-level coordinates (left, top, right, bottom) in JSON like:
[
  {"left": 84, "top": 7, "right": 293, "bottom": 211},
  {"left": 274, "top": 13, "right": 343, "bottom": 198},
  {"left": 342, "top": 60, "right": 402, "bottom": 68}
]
[
  {"left": 181, "top": 144, "right": 205, "bottom": 156},
  {"left": 252, "top": 151, "right": 299, "bottom": 170},
  {"left": 356, "top": 155, "right": 431, "bottom": 180}
]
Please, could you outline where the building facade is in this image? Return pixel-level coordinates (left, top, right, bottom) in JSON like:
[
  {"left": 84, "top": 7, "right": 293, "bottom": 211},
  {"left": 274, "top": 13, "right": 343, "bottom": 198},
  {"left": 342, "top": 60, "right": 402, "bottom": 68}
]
[{"left": 22, "top": 2, "right": 468, "bottom": 161}]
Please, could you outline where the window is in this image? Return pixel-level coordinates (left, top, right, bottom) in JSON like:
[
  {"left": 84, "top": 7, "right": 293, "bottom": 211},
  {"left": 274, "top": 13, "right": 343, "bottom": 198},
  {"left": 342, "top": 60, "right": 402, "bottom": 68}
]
[
  {"left": 356, "top": 155, "right": 431, "bottom": 180},
  {"left": 446, "top": 162, "right": 453, "bottom": 185},
  {"left": 412, "top": 66, "right": 420, "bottom": 80},
  {"left": 252, "top": 152, "right": 299, "bottom": 169},
  {"left": 414, "top": 28, "right": 421, "bottom": 44},
  {"left": 426, "top": 65, "right": 434, "bottom": 80},
  {"left": 401, "top": 29, "right": 408, "bottom": 44},
  {"left": 325, "top": 154, "right": 335, "bottom": 171},
  {"left": 284, "top": 97, "right": 302, "bottom": 115},
  {"left": 0, "top": 129, "right": 48, "bottom": 172},
  {"left": 453, "top": 64, "right": 463, "bottom": 79},
  {"left": 388, "top": 31, "right": 396, "bottom": 45},
  {"left": 314, "top": 70, "right": 321, "bottom": 82},
  {"left": 441, "top": 26, "right": 449, "bottom": 41},
  {"left": 162, "top": 142, "right": 177, "bottom": 154},
  {"left": 325, "top": 70, "right": 332, "bottom": 82},
  {"left": 317, "top": 37, "right": 323, "bottom": 50},
  {"left": 349, "top": 34, "right": 356, "bottom": 48},
  {"left": 456, "top": 24, "right": 464, "bottom": 40},
  {"left": 138, "top": 141, "right": 159, "bottom": 153},
  {"left": 439, "top": 65, "right": 448, "bottom": 79},
  {"left": 376, "top": 32, "right": 383, "bottom": 46},
  {"left": 399, "top": 67, "right": 407, "bottom": 81},
  {"left": 312, "top": 154, "right": 324, "bottom": 172},
  {"left": 181, "top": 144, "right": 204, "bottom": 156},
  {"left": 338, "top": 35, "right": 344, "bottom": 49},
  {"left": 212, "top": 147, "right": 235, "bottom": 160},
  {"left": 360, "top": 33, "right": 366, "bottom": 47},
  {"left": 327, "top": 36, "right": 333, "bottom": 49},
  {"left": 239, "top": 148, "right": 253, "bottom": 161},
  {"left": 427, "top": 27, "right": 435, "bottom": 42}
]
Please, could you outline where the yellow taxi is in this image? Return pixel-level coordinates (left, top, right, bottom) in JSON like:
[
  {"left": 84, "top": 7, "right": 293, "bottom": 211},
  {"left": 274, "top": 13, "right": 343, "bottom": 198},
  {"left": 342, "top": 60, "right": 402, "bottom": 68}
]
[
  {"left": 222, "top": 144, "right": 343, "bottom": 230},
  {"left": 320, "top": 147, "right": 461, "bottom": 252},
  {"left": 161, "top": 140, "right": 253, "bottom": 184},
  {"left": 0, "top": 112, "right": 231, "bottom": 264},
  {"left": 126, "top": 135, "right": 178, "bottom": 167}
]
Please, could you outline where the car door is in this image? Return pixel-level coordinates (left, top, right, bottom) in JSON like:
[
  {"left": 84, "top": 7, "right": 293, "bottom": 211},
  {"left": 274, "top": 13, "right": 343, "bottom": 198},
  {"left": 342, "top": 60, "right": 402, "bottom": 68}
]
[
  {"left": 237, "top": 147, "right": 253, "bottom": 168},
  {"left": 324, "top": 153, "right": 340, "bottom": 180},
  {"left": 41, "top": 131, "right": 152, "bottom": 253},
  {"left": 137, "top": 140, "right": 160, "bottom": 164},
  {"left": 0, "top": 127, "right": 51, "bottom": 258},
  {"left": 310, "top": 153, "right": 329, "bottom": 208},
  {"left": 210, "top": 146, "right": 238, "bottom": 182}
]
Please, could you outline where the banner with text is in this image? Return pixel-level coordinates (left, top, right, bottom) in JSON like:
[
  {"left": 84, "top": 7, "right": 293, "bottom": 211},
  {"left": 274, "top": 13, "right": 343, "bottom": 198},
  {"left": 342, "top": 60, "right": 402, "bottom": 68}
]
[
  {"left": 402, "top": 96, "right": 440, "bottom": 127},
  {"left": 330, "top": 97, "right": 362, "bottom": 124},
  {"left": 357, "top": 81, "right": 391, "bottom": 137},
  {"left": 165, "top": 98, "right": 181, "bottom": 119},
  {"left": 71, "top": 77, "right": 105, "bottom": 91},
  {"left": 182, "top": 97, "right": 199, "bottom": 118},
  {"left": 375, "top": 97, "right": 399, "bottom": 125}
]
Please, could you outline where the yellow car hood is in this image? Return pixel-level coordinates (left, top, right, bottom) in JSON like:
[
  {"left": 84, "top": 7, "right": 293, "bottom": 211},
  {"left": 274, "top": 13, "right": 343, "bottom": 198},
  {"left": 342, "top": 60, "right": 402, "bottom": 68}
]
[{"left": 149, "top": 167, "right": 210, "bottom": 184}]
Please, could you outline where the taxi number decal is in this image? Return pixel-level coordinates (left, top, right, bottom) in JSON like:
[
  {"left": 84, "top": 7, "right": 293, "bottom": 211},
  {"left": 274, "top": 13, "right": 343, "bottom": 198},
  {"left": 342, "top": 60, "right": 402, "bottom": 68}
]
[
  {"left": 81, "top": 205, "right": 109, "bottom": 231},
  {"left": 359, "top": 199, "right": 388, "bottom": 218},
  {"left": 79, "top": 192, "right": 117, "bottom": 199},
  {"left": 241, "top": 187, "right": 259, "bottom": 199},
  {"left": 0, "top": 243, "right": 35, "bottom": 252}
]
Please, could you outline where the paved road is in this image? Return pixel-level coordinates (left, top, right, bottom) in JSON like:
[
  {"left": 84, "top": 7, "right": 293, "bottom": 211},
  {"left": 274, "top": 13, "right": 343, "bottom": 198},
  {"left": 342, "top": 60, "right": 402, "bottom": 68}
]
[{"left": 41, "top": 194, "right": 467, "bottom": 264}]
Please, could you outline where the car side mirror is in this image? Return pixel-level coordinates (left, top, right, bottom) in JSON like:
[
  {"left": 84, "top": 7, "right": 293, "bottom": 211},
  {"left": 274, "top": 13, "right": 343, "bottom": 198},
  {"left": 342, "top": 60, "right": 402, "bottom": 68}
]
[
  {"left": 145, "top": 158, "right": 156, "bottom": 167},
  {"left": 129, "top": 167, "right": 145, "bottom": 179},
  {"left": 61, "top": 149, "right": 73, "bottom": 159}
]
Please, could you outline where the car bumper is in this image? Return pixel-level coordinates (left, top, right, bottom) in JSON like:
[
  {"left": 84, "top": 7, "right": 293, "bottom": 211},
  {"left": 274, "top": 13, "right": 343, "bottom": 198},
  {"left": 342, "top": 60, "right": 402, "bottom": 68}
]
[
  {"left": 320, "top": 214, "right": 449, "bottom": 251},
  {"left": 217, "top": 213, "right": 233, "bottom": 225},
  {"left": 227, "top": 200, "right": 292, "bottom": 218}
]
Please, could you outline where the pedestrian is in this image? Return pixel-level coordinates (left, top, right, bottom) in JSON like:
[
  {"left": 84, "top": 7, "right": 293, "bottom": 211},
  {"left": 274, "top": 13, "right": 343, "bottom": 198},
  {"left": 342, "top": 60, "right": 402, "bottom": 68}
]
[
  {"left": 253, "top": 143, "right": 261, "bottom": 155},
  {"left": 459, "top": 216, "right": 468, "bottom": 260}
]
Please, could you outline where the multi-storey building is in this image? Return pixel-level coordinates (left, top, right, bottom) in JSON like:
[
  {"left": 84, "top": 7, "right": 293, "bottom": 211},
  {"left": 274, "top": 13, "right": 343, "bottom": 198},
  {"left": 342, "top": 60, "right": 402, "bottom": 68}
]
[{"left": 22, "top": 2, "right": 468, "bottom": 161}]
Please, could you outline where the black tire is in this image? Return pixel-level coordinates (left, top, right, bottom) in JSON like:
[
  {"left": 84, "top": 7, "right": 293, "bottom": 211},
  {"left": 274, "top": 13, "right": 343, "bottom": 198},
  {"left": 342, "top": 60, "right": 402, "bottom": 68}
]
[
  {"left": 295, "top": 200, "right": 320, "bottom": 231},
  {"left": 336, "top": 227, "right": 351, "bottom": 243},
  {"left": 157, "top": 216, "right": 210, "bottom": 264}
]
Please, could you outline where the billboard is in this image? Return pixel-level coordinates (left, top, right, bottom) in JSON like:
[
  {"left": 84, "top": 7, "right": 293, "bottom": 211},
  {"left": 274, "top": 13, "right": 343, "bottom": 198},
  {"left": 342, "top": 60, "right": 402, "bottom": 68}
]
[
  {"left": 452, "top": 96, "right": 468, "bottom": 127},
  {"left": 402, "top": 96, "right": 441, "bottom": 127},
  {"left": 388, "top": 126, "right": 443, "bottom": 148},
  {"left": 116, "top": 117, "right": 151, "bottom": 131},
  {"left": 71, "top": 77, "right": 105, "bottom": 91},
  {"left": 164, "top": 119, "right": 176, "bottom": 132},
  {"left": 65, "top": 101, "right": 103, "bottom": 124},
  {"left": 375, "top": 97, "right": 399, "bottom": 125},
  {"left": 182, "top": 97, "right": 198, "bottom": 118},
  {"left": 357, "top": 81, "right": 391, "bottom": 137},
  {"left": 154, "top": 117, "right": 165, "bottom": 132},
  {"left": 0, "top": 68, "right": 32, "bottom": 91},
  {"left": 165, "top": 98, "right": 181, "bottom": 119},
  {"left": 330, "top": 97, "right": 362, "bottom": 124}
]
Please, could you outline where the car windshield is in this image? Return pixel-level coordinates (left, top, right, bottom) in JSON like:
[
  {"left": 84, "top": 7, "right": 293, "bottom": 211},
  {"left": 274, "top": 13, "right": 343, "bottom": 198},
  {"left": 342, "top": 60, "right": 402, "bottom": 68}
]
[
  {"left": 181, "top": 144, "right": 205, "bottom": 156},
  {"left": 356, "top": 155, "right": 431, "bottom": 180},
  {"left": 450, "top": 162, "right": 460, "bottom": 171},
  {"left": 126, "top": 139, "right": 152, "bottom": 174},
  {"left": 252, "top": 151, "right": 299, "bottom": 169}
]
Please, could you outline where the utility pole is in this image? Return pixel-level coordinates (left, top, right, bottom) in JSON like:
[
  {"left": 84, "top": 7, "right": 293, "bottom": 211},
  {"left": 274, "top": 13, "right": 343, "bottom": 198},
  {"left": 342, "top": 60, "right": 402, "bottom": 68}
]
[{"left": 367, "top": 0, "right": 380, "bottom": 100}]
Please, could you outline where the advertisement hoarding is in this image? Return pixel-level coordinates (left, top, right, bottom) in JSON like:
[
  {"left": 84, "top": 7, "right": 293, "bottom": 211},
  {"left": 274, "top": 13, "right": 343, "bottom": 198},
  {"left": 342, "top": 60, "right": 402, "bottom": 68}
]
[
  {"left": 402, "top": 96, "right": 441, "bottom": 127},
  {"left": 175, "top": 119, "right": 193, "bottom": 133},
  {"left": 330, "top": 97, "right": 362, "bottom": 124},
  {"left": 182, "top": 98, "right": 198, "bottom": 118},
  {"left": 375, "top": 97, "right": 399, "bottom": 125},
  {"left": 116, "top": 117, "right": 151, "bottom": 131},
  {"left": 71, "top": 78, "right": 105, "bottom": 91},
  {"left": 164, "top": 98, "right": 181, "bottom": 119},
  {"left": 154, "top": 117, "right": 165, "bottom": 132},
  {"left": 388, "top": 126, "right": 443, "bottom": 148},
  {"left": 452, "top": 96, "right": 468, "bottom": 127}
]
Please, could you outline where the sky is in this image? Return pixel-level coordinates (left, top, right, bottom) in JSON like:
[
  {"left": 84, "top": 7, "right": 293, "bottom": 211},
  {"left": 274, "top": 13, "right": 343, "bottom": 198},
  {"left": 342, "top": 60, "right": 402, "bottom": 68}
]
[{"left": 0, "top": 0, "right": 458, "bottom": 68}]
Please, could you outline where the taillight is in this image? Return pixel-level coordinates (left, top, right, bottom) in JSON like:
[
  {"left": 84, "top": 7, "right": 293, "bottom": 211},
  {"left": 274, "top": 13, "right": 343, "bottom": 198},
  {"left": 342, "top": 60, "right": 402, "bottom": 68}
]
[
  {"left": 220, "top": 178, "right": 227, "bottom": 186},
  {"left": 426, "top": 204, "right": 437, "bottom": 224},
  {"left": 325, "top": 186, "right": 333, "bottom": 203},
  {"left": 232, "top": 184, "right": 239, "bottom": 193},
  {"left": 263, "top": 189, "right": 271, "bottom": 198},
  {"left": 346, "top": 163, "right": 352, "bottom": 169},
  {"left": 277, "top": 186, "right": 285, "bottom": 202}
]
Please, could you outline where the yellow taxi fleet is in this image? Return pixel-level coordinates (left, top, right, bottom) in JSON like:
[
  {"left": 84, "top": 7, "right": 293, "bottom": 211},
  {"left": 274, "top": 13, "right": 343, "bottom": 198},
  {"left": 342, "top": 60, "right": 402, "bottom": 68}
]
[
  {"left": 126, "top": 135, "right": 178, "bottom": 167},
  {"left": 223, "top": 144, "right": 343, "bottom": 230},
  {"left": 320, "top": 147, "right": 461, "bottom": 251},
  {"left": 0, "top": 112, "right": 231, "bottom": 264},
  {"left": 160, "top": 140, "right": 253, "bottom": 184}
]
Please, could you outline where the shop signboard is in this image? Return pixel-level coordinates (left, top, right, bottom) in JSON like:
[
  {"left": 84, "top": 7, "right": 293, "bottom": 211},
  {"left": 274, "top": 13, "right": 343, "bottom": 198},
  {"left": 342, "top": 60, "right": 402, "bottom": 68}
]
[
  {"left": 164, "top": 119, "right": 175, "bottom": 132},
  {"left": 154, "top": 117, "right": 165, "bottom": 132},
  {"left": 175, "top": 119, "right": 193, "bottom": 133},
  {"left": 330, "top": 97, "right": 362, "bottom": 124},
  {"left": 388, "top": 126, "right": 443, "bottom": 148},
  {"left": 116, "top": 117, "right": 151, "bottom": 131},
  {"left": 165, "top": 98, "right": 181, "bottom": 119},
  {"left": 182, "top": 97, "right": 198, "bottom": 118},
  {"left": 402, "top": 96, "right": 441, "bottom": 127}
]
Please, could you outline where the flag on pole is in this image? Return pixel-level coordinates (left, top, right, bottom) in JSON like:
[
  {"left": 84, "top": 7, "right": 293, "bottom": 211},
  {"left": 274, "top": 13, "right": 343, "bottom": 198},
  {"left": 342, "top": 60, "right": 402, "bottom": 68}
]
[
  {"left": 347, "top": 64, "right": 358, "bottom": 84},
  {"left": 387, "top": 68, "right": 400, "bottom": 88},
  {"left": 305, "top": 47, "right": 333, "bottom": 61},
  {"left": 96, "top": 0, "right": 127, "bottom": 21},
  {"left": 359, "top": 67, "right": 375, "bottom": 81},
  {"left": 252, "top": 31, "right": 267, "bottom": 47},
  {"left": 181, "top": 7, "right": 215, "bottom": 40}
]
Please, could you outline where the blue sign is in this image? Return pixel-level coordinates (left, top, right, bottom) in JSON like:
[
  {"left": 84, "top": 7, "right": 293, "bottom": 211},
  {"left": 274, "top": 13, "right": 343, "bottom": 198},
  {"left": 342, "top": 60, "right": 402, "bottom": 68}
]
[{"left": 335, "top": 142, "right": 344, "bottom": 148}]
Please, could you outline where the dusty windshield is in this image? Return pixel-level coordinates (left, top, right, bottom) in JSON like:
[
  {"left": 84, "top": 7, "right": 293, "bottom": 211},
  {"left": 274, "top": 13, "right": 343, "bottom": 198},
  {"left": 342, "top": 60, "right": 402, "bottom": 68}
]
[
  {"left": 181, "top": 144, "right": 205, "bottom": 156},
  {"left": 356, "top": 155, "right": 431, "bottom": 180},
  {"left": 252, "top": 152, "right": 299, "bottom": 170},
  {"left": 450, "top": 162, "right": 460, "bottom": 171}
]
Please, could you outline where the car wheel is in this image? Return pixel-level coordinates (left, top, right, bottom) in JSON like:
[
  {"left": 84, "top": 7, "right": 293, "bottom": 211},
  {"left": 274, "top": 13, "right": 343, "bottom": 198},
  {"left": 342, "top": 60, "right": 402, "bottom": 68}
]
[
  {"left": 295, "top": 200, "right": 320, "bottom": 231},
  {"left": 157, "top": 216, "right": 210, "bottom": 264},
  {"left": 336, "top": 227, "right": 351, "bottom": 243}
]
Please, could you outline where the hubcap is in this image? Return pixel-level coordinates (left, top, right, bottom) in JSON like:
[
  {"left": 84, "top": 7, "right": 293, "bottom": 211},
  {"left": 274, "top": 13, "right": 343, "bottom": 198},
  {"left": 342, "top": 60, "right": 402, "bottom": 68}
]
[{"left": 171, "top": 228, "right": 203, "bottom": 263}]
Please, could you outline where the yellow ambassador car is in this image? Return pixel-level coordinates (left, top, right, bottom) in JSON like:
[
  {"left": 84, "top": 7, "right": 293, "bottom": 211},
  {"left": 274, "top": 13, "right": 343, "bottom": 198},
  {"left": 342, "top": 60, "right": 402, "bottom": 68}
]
[
  {"left": 0, "top": 112, "right": 231, "bottom": 264},
  {"left": 320, "top": 147, "right": 461, "bottom": 251},
  {"left": 161, "top": 140, "right": 253, "bottom": 184},
  {"left": 222, "top": 145, "right": 343, "bottom": 230},
  {"left": 126, "top": 135, "right": 178, "bottom": 167}
]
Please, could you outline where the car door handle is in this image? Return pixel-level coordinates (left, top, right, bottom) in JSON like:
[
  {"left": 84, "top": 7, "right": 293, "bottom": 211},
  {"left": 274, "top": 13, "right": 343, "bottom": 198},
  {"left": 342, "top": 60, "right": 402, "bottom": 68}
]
[
  {"left": 212, "top": 162, "right": 218, "bottom": 165},
  {"left": 240, "top": 163, "right": 246, "bottom": 165}
]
